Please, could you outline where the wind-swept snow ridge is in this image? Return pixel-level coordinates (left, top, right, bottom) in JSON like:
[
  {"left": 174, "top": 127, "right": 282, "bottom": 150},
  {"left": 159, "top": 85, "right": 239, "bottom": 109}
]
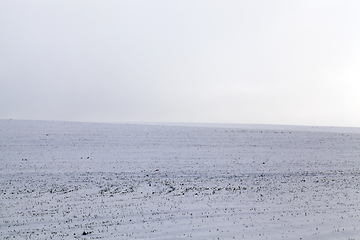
[{"left": 1, "top": 119, "right": 360, "bottom": 239}]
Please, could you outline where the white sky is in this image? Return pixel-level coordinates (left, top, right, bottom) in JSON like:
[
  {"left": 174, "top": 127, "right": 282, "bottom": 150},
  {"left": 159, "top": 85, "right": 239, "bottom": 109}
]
[{"left": 1, "top": 0, "right": 360, "bottom": 127}]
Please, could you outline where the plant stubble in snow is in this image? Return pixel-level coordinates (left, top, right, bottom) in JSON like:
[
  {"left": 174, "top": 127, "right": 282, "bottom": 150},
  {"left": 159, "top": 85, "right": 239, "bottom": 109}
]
[{"left": 1, "top": 120, "right": 360, "bottom": 239}]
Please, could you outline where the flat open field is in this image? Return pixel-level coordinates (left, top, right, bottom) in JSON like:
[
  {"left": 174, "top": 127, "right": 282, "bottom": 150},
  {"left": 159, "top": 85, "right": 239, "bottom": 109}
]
[{"left": 1, "top": 120, "right": 360, "bottom": 239}]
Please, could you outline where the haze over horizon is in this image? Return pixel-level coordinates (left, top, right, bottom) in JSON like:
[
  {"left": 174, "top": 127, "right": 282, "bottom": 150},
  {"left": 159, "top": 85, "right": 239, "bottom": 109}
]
[{"left": 1, "top": 1, "right": 360, "bottom": 128}]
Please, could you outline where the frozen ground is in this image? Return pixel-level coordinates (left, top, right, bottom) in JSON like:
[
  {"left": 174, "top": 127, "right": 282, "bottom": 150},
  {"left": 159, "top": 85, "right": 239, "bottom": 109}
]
[{"left": 1, "top": 119, "right": 360, "bottom": 239}]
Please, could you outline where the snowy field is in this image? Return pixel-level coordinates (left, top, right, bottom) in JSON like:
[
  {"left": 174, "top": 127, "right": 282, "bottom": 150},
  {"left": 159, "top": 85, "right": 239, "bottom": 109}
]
[{"left": 1, "top": 119, "right": 360, "bottom": 240}]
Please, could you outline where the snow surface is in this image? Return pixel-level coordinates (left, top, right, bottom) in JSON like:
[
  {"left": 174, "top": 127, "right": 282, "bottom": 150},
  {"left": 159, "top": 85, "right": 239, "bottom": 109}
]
[{"left": 1, "top": 119, "right": 360, "bottom": 239}]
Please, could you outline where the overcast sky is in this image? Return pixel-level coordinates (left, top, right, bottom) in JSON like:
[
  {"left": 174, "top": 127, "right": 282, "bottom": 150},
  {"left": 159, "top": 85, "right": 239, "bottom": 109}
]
[{"left": 1, "top": 1, "right": 359, "bottom": 127}]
